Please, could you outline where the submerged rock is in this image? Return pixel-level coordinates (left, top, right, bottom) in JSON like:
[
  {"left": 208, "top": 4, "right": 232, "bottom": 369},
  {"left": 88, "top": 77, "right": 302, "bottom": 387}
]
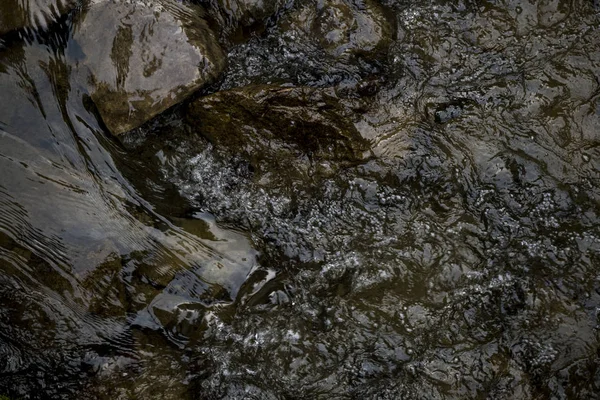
[
  {"left": 280, "top": 0, "right": 393, "bottom": 58},
  {"left": 0, "top": 0, "right": 74, "bottom": 35},
  {"left": 198, "top": 0, "right": 287, "bottom": 41},
  {"left": 186, "top": 85, "right": 371, "bottom": 176},
  {"left": 74, "top": 0, "right": 226, "bottom": 135}
]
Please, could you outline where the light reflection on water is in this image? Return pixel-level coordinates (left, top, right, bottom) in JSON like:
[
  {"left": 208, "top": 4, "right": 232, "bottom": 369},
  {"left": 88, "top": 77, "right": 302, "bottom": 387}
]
[{"left": 1, "top": 0, "right": 600, "bottom": 398}]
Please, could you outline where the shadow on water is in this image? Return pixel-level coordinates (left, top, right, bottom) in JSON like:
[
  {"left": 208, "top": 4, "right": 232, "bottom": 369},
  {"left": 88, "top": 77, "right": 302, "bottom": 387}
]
[{"left": 0, "top": 0, "right": 600, "bottom": 399}]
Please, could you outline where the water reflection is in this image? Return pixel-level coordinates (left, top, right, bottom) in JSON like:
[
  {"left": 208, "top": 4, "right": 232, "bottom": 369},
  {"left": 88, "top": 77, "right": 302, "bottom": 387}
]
[
  {"left": 0, "top": 13, "right": 257, "bottom": 397},
  {"left": 0, "top": 0, "right": 74, "bottom": 35},
  {"left": 1, "top": 0, "right": 600, "bottom": 398}
]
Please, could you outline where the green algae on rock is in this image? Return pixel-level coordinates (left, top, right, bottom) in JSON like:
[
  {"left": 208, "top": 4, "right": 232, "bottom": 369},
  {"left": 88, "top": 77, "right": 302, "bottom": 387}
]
[
  {"left": 74, "top": 0, "right": 226, "bottom": 135},
  {"left": 186, "top": 85, "right": 372, "bottom": 174},
  {"left": 0, "top": 0, "right": 75, "bottom": 35}
]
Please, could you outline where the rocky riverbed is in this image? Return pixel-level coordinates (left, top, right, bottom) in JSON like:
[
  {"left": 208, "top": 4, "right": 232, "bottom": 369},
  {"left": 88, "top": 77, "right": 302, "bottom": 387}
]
[{"left": 0, "top": 0, "right": 599, "bottom": 398}]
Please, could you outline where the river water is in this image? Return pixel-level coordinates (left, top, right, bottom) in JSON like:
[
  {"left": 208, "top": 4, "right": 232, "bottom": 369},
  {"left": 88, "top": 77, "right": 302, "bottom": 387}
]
[{"left": 1, "top": 0, "right": 600, "bottom": 398}]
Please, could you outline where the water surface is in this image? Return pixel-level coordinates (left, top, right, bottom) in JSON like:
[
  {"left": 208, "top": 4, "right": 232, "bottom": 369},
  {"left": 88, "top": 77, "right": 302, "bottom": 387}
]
[{"left": 1, "top": 0, "right": 599, "bottom": 398}]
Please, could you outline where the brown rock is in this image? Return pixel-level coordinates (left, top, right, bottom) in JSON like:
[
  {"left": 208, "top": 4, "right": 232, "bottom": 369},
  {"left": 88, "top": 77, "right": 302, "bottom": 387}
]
[
  {"left": 74, "top": 0, "right": 226, "bottom": 135},
  {"left": 199, "top": 0, "right": 287, "bottom": 41},
  {"left": 280, "top": 0, "right": 393, "bottom": 58},
  {"left": 186, "top": 85, "right": 371, "bottom": 172}
]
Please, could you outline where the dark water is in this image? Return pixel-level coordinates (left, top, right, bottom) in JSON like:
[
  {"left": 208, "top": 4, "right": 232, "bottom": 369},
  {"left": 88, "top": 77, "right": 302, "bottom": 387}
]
[{"left": 1, "top": 0, "right": 600, "bottom": 398}]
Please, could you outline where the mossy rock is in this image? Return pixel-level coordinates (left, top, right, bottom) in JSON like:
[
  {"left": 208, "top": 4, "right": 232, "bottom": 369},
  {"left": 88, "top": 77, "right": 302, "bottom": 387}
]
[{"left": 186, "top": 84, "right": 371, "bottom": 176}]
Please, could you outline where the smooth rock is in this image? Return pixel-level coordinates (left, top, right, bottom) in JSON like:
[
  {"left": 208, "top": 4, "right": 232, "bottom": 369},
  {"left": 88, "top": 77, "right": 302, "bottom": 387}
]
[
  {"left": 186, "top": 84, "right": 371, "bottom": 174},
  {"left": 0, "top": 0, "right": 74, "bottom": 35},
  {"left": 74, "top": 0, "right": 226, "bottom": 135}
]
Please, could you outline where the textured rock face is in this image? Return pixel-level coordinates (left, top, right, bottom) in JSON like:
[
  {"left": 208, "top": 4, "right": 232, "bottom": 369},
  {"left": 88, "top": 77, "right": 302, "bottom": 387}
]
[
  {"left": 186, "top": 85, "right": 371, "bottom": 174},
  {"left": 74, "top": 0, "right": 226, "bottom": 135},
  {"left": 219, "top": 0, "right": 285, "bottom": 27},
  {"left": 198, "top": 0, "right": 287, "bottom": 40},
  {"left": 280, "top": 0, "right": 393, "bottom": 58},
  {"left": 0, "top": 0, "right": 74, "bottom": 35}
]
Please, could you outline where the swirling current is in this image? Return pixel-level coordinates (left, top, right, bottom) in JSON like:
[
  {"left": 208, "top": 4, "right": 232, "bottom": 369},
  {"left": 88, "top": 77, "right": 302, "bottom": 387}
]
[{"left": 0, "top": 0, "right": 599, "bottom": 399}]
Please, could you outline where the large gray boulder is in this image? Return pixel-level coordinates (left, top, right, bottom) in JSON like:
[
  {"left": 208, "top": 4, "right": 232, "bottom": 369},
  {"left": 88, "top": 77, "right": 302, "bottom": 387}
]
[
  {"left": 74, "top": 0, "right": 226, "bottom": 135},
  {"left": 0, "top": 0, "right": 74, "bottom": 35}
]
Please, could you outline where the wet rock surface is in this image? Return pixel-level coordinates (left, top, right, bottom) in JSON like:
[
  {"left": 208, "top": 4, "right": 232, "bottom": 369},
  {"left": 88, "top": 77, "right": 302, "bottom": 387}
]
[
  {"left": 74, "top": 0, "right": 226, "bottom": 135},
  {"left": 186, "top": 85, "right": 371, "bottom": 175},
  {"left": 0, "top": 0, "right": 74, "bottom": 35},
  {"left": 218, "top": 0, "right": 393, "bottom": 89},
  {"left": 281, "top": 0, "right": 393, "bottom": 58},
  {"left": 1, "top": 0, "right": 600, "bottom": 398},
  {"left": 198, "top": 0, "right": 287, "bottom": 41}
]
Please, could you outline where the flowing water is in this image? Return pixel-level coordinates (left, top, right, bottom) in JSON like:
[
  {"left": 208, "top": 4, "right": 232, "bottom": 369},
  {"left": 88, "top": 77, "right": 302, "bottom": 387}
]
[{"left": 1, "top": 0, "right": 600, "bottom": 398}]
